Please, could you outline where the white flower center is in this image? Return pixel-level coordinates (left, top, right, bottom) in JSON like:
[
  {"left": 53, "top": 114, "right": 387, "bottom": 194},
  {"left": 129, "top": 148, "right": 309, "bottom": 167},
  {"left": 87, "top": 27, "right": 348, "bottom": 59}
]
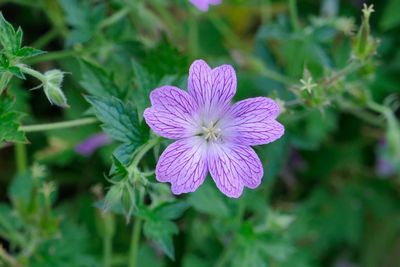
[{"left": 201, "top": 121, "right": 221, "bottom": 142}]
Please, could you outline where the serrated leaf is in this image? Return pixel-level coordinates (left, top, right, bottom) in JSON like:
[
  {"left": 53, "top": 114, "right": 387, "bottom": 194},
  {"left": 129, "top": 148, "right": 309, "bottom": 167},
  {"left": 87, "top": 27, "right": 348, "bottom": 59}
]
[
  {"left": 79, "top": 60, "right": 119, "bottom": 97},
  {"left": 59, "top": 0, "right": 105, "bottom": 46},
  {"left": 0, "top": 94, "right": 26, "bottom": 143},
  {"left": 15, "top": 47, "right": 45, "bottom": 58},
  {"left": 85, "top": 96, "right": 144, "bottom": 143},
  {"left": 143, "top": 219, "right": 178, "bottom": 260},
  {"left": 131, "top": 60, "right": 153, "bottom": 116},
  {"left": 85, "top": 96, "right": 148, "bottom": 165},
  {"left": 0, "top": 12, "right": 16, "bottom": 51}
]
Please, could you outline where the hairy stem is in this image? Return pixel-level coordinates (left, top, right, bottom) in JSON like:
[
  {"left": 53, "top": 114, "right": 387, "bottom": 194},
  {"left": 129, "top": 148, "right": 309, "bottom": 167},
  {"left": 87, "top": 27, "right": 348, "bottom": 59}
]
[
  {"left": 20, "top": 117, "right": 98, "bottom": 132},
  {"left": 128, "top": 217, "right": 143, "bottom": 267},
  {"left": 18, "top": 64, "right": 46, "bottom": 83},
  {"left": 14, "top": 143, "right": 27, "bottom": 175},
  {"left": 103, "top": 235, "right": 112, "bottom": 267},
  {"left": 128, "top": 137, "right": 161, "bottom": 172}
]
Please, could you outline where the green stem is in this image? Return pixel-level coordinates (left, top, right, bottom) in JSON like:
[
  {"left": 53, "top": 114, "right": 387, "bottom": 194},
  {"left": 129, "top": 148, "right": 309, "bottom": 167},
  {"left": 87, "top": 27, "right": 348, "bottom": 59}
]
[
  {"left": 99, "top": 8, "right": 130, "bottom": 29},
  {"left": 18, "top": 64, "right": 46, "bottom": 83},
  {"left": 128, "top": 137, "right": 161, "bottom": 172},
  {"left": 289, "top": 0, "right": 300, "bottom": 32},
  {"left": 15, "top": 143, "right": 27, "bottom": 175},
  {"left": 125, "top": 137, "right": 160, "bottom": 267},
  {"left": 103, "top": 235, "right": 112, "bottom": 267},
  {"left": 26, "top": 50, "right": 77, "bottom": 65},
  {"left": 128, "top": 217, "right": 142, "bottom": 267},
  {"left": 20, "top": 117, "right": 98, "bottom": 132}
]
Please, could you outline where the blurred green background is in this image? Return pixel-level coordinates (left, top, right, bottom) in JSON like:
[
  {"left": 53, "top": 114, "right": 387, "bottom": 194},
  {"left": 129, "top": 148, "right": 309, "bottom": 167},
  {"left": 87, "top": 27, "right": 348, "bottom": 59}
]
[{"left": 0, "top": 0, "right": 399, "bottom": 267}]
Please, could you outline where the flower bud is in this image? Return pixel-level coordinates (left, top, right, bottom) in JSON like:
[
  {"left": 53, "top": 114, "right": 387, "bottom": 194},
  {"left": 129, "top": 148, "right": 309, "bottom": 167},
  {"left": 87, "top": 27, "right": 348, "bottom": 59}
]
[
  {"left": 353, "top": 4, "right": 377, "bottom": 60},
  {"left": 43, "top": 70, "right": 69, "bottom": 108}
]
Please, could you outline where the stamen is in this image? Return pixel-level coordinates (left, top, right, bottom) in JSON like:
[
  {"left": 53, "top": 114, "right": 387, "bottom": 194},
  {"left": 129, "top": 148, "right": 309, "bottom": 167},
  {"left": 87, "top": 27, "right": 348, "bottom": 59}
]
[{"left": 201, "top": 121, "right": 221, "bottom": 141}]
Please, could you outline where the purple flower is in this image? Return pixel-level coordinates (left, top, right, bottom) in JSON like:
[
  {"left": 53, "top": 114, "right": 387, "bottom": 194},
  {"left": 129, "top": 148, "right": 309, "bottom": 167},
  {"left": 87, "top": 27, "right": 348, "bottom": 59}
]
[
  {"left": 75, "top": 133, "right": 111, "bottom": 157},
  {"left": 144, "top": 60, "right": 284, "bottom": 198},
  {"left": 189, "top": 0, "right": 222, "bottom": 12}
]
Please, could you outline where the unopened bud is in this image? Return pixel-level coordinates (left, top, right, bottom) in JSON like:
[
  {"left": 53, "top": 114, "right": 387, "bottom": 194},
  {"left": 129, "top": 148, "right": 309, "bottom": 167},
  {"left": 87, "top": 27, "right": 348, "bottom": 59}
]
[
  {"left": 354, "top": 4, "right": 377, "bottom": 60},
  {"left": 43, "top": 70, "right": 69, "bottom": 108}
]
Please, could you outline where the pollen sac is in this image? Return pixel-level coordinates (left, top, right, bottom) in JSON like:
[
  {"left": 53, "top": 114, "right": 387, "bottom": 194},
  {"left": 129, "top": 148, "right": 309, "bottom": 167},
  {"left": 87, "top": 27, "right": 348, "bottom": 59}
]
[{"left": 43, "top": 69, "right": 69, "bottom": 108}]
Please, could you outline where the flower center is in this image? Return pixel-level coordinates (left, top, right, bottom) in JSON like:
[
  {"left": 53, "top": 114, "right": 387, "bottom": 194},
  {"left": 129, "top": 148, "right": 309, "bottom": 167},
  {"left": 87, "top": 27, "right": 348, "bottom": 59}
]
[{"left": 201, "top": 121, "right": 221, "bottom": 142}]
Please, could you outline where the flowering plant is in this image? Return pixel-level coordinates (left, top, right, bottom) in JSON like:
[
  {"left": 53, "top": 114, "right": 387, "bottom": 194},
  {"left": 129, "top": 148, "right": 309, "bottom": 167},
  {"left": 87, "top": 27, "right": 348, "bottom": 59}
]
[{"left": 0, "top": 1, "right": 399, "bottom": 267}]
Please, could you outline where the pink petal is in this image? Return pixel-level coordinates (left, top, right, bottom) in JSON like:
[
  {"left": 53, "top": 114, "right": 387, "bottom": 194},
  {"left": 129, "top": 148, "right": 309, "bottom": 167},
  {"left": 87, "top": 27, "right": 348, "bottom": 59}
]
[
  {"left": 188, "top": 60, "right": 236, "bottom": 115},
  {"left": 225, "top": 97, "right": 284, "bottom": 146},
  {"left": 143, "top": 86, "right": 198, "bottom": 139},
  {"left": 189, "top": 0, "right": 222, "bottom": 11},
  {"left": 156, "top": 137, "right": 208, "bottom": 194},
  {"left": 208, "top": 143, "right": 263, "bottom": 198}
]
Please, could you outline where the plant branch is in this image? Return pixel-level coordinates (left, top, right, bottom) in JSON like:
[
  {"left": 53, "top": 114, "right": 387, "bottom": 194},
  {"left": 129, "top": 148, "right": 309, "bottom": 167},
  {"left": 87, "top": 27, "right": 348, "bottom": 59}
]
[
  {"left": 128, "top": 217, "right": 143, "bottom": 267},
  {"left": 0, "top": 246, "right": 23, "bottom": 267},
  {"left": 20, "top": 117, "right": 98, "bottom": 132}
]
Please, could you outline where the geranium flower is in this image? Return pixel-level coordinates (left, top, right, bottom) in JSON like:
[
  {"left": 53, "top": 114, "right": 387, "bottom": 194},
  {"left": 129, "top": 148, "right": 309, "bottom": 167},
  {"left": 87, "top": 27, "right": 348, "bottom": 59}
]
[
  {"left": 189, "top": 0, "right": 222, "bottom": 12},
  {"left": 144, "top": 60, "right": 284, "bottom": 198}
]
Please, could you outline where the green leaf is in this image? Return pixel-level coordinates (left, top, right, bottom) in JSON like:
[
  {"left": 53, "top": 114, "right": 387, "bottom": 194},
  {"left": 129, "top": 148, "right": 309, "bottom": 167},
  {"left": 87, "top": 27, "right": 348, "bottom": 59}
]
[
  {"left": 8, "top": 173, "right": 33, "bottom": 212},
  {"left": 79, "top": 60, "right": 119, "bottom": 97},
  {"left": 85, "top": 95, "right": 148, "bottom": 165},
  {"left": 59, "top": 0, "right": 105, "bottom": 46},
  {"left": 0, "top": 53, "right": 9, "bottom": 68},
  {"left": 131, "top": 60, "right": 154, "bottom": 116},
  {"left": 85, "top": 96, "right": 144, "bottom": 143},
  {"left": 0, "top": 94, "right": 26, "bottom": 143},
  {"left": 111, "top": 155, "right": 128, "bottom": 178},
  {"left": 15, "top": 47, "right": 45, "bottom": 58},
  {"left": 8, "top": 66, "right": 25, "bottom": 79},
  {"left": 143, "top": 219, "right": 178, "bottom": 260},
  {"left": 154, "top": 202, "right": 189, "bottom": 220},
  {"left": 187, "top": 181, "right": 230, "bottom": 217},
  {"left": 0, "top": 12, "right": 16, "bottom": 51}
]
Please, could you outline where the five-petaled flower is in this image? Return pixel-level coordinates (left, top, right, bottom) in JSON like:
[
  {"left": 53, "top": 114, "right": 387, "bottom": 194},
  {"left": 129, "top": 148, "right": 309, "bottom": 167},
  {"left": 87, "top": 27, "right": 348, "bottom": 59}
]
[
  {"left": 189, "top": 0, "right": 221, "bottom": 12},
  {"left": 144, "top": 60, "right": 284, "bottom": 198}
]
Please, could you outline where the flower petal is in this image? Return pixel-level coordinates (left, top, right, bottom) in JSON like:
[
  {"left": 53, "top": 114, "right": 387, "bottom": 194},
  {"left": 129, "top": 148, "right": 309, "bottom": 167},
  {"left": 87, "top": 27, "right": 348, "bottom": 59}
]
[
  {"left": 224, "top": 97, "right": 284, "bottom": 146},
  {"left": 156, "top": 137, "right": 208, "bottom": 195},
  {"left": 143, "top": 86, "right": 198, "bottom": 139},
  {"left": 189, "top": 0, "right": 222, "bottom": 11},
  {"left": 188, "top": 60, "right": 236, "bottom": 112},
  {"left": 208, "top": 143, "right": 263, "bottom": 198}
]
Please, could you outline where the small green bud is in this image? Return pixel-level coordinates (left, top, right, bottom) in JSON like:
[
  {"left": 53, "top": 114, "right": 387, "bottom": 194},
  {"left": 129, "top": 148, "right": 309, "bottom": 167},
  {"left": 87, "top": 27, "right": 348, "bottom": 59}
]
[
  {"left": 353, "top": 4, "right": 377, "bottom": 60},
  {"left": 43, "top": 70, "right": 69, "bottom": 108}
]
